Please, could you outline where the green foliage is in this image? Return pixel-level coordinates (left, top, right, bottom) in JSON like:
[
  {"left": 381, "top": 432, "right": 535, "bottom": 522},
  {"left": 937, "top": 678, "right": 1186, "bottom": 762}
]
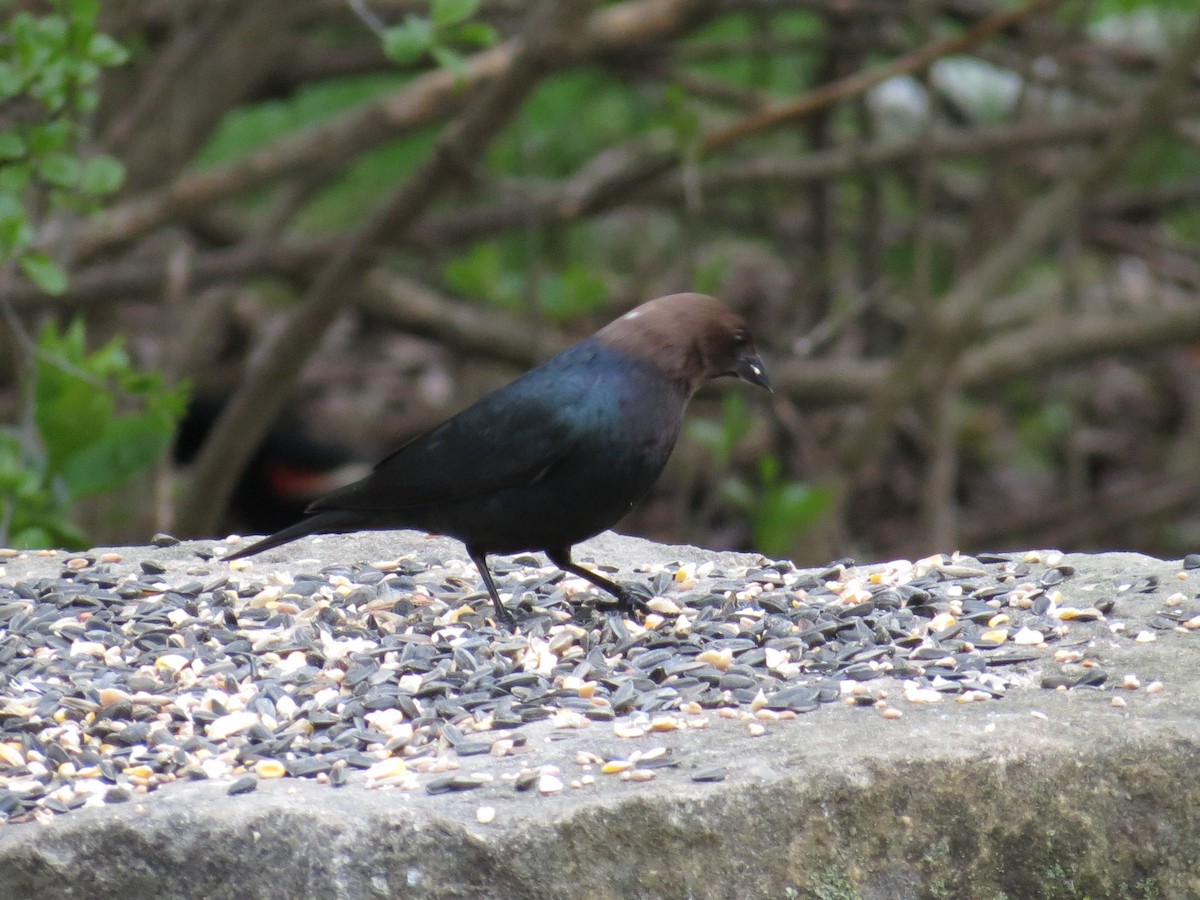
[
  {"left": 299, "top": 130, "right": 438, "bottom": 231},
  {"left": 739, "top": 456, "right": 832, "bottom": 560},
  {"left": 195, "top": 73, "right": 441, "bottom": 230},
  {"left": 693, "top": 256, "right": 730, "bottom": 295},
  {"left": 884, "top": 237, "right": 959, "bottom": 298},
  {"left": 444, "top": 241, "right": 512, "bottom": 299},
  {"left": 195, "top": 73, "right": 410, "bottom": 169},
  {"left": 662, "top": 83, "right": 701, "bottom": 150},
  {"left": 19, "top": 251, "right": 68, "bottom": 295},
  {"left": 1091, "top": 0, "right": 1198, "bottom": 16},
  {"left": 1013, "top": 397, "right": 1074, "bottom": 475},
  {"left": 0, "top": 321, "right": 189, "bottom": 549},
  {"left": 381, "top": 0, "right": 497, "bottom": 72},
  {"left": 0, "top": 0, "right": 128, "bottom": 293},
  {"left": 537, "top": 266, "right": 608, "bottom": 320},
  {"left": 383, "top": 18, "right": 436, "bottom": 66},
  {"left": 0, "top": 3, "right": 157, "bottom": 549},
  {"left": 691, "top": 395, "right": 831, "bottom": 558},
  {"left": 431, "top": 0, "right": 480, "bottom": 30},
  {"left": 0, "top": 432, "right": 82, "bottom": 550},
  {"left": 1122, "top": 134, "right": 1198, "bottom": 188},
  {"left": 79, "top": 155, "right": 125, "bottom": 196},
  {"left": 443, "top": 238, "right": 608, "bottom": 321},
  {"left": 690, "top": 393, "right": 756, "bottom": 470},
  {"left": 688, "top": 10, "right": 820, "bottom": 94},
  {"left": 1167, "top": 206, "right": 1200, "bottom": 244},
  {"left": 493, "top": 72, "right": 649, "bottom": 177}
]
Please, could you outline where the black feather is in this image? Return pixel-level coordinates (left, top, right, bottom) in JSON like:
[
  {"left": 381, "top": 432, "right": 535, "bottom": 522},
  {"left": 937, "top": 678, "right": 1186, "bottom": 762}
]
[{"left": 220, "top": 293, "right": 769, "bottom": 627}]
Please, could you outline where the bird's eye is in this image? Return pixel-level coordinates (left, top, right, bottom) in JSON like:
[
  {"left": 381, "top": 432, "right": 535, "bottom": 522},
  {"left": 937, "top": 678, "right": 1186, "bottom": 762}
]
[{"left": 732, "top": 331, "right": 748, "bottom": 347}]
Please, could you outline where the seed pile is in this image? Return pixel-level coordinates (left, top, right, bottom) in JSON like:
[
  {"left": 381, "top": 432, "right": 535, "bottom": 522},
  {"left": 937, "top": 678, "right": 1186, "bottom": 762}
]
[{"left": 1, "top": 542, "right": 1196, "bottom": 825}]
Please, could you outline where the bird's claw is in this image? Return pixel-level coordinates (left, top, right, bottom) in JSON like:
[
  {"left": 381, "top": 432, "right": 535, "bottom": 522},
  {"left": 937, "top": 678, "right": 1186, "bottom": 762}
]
[
  {"left": 612, "top": 583, "right": 654, "bottom": 616},
  {"left": 491, "top": 601, "right": 517, "bottom": 630}
]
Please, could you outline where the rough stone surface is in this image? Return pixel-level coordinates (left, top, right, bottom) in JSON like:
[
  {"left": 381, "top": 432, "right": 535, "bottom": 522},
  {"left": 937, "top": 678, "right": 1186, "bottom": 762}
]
[{"left": 2, "top": 532, "right": 1200, "bottom": 899}]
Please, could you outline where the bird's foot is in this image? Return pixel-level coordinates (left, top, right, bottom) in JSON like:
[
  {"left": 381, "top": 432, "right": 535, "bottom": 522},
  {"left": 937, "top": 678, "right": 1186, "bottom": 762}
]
[
  {"left": 606, "top": 582, "right": 653, "bottom": 616},
  {"left": 490, "top": 599, "right": 517, "bottom": 630}
]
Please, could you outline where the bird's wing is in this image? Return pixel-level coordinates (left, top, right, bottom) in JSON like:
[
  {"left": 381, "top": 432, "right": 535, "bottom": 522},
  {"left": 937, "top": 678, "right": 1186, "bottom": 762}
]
[{"left": 309, "top": 362, "right": 589, "bottom": 512}]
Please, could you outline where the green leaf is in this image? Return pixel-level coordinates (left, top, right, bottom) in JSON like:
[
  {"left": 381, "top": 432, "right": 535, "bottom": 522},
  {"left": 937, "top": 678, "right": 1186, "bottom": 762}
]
[
  {"left": 67, "top": 0, "right": 100, "bottom": 23},
  {"left": 693, "top": 256, "right": 728, "bottom": 295},
  {"left": 2, "top": 363, "right": 180, "bottom": 544},
  {"left": 432, "top": 0, "right": 480, "bottom": 29},
  {"left": 663, "top": 83, "right": 700, "bottom": 146},
  {"left": 35, "top": 322, "right": 114, "bottom": 470},
  {"left": 688, "top": 394, "right": 751, "bottom": 469},
  {"left": 0, "top": 216, "right": 32, "bottom": 258},
  {"left": 431, "top": 45, "right": 467, "bottom": 80},
  {"left": 87, "top": 338, "right": 131, "bottom": 379},
  {"left": 20, "top": 252, "right": 67, "bottom": 295},
  {"left": 0, "top": 195, "right": 32, "bottom": 256},
  {"left": 87, "top": 33, "right": 128, "bottom": 67},
  {"left": 27, "top": 119, "right": 71, "bottom": 154},
  {"left": 9, "top": 13, "right": 37, "bottom": 49},
  {"left": 35, "top": 14, "right": 67, "bottom": 44},
  {"left": 37, "top": 152, "right": 79, "bottom": 187},
  {"left": 0, "top": 194, "right": 23, "bottom": 224},
  {"left": 753, "top": 482, "right": 831, "bottom": 559},
  {"left": 444, "top": 241, "right": 505, "bottom": 300},
  {"left": 0, "top": 132, "right": 26, "bottom": 159},
  {"left": 80, "top": 154, "right": 124, "bottom": 195},
  {"left": 382, "top": 18, "right": 434, "bottom": 65},
  {"left": 63, "top": 414, "right": 174, "bottom": 498},
  {"left": 32, "top": 60, "right": 69, "bottom": 112},
  {"left": 74, "top": 60, "right": 100, "bottom": 88},
  {"left": 0, "top": 162, "right": 32, "bottom": 193},
  {"left": 0, "top": 63, "right": 24, "bottom": 99},
  {"left": 538, "top": 266, "right": 606, "bottom": 321},
  {"left": 453, "top": 22, "right": 498, "bottom": 47},
  {"left": 11, "top": 525, "right": 66, "bottom": 551}
]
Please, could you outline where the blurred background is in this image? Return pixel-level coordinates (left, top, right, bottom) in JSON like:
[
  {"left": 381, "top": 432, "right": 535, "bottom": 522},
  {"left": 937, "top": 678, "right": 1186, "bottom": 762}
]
[{"left": 2, "top": 0, "right": 1200, "bottom": 566}]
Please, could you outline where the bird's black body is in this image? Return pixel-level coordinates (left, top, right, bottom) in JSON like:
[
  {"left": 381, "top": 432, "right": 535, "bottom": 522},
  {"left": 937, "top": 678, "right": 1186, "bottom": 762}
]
[{"left": 224, "top": 293, "right": 770, "bottom": 625}]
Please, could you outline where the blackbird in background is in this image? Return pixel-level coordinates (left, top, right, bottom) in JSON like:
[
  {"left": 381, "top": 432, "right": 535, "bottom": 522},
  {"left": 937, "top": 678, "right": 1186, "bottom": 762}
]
[
  {"left": 175, "top": 396, "right": 364, "bottom": 533},
  {"left": 225, "top": 293, "right": 771, "bottom": 625}
]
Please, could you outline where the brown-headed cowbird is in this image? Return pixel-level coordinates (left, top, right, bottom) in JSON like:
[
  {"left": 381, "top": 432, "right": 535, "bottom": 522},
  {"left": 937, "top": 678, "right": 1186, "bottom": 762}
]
[{"left": 224, "top": 293, "right": 770, "bottom": 625}]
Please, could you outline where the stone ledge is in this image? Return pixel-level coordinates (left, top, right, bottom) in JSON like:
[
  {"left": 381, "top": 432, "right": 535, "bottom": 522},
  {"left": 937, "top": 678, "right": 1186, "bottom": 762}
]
[{"left": 1, "top": 534, "right": 1198, "bottom": 899}]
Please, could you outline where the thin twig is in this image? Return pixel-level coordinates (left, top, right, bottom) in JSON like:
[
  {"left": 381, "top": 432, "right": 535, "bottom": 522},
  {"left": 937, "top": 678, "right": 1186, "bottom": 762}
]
[{"left": 345, "top": 0, "right": 387, "bottom": 35}]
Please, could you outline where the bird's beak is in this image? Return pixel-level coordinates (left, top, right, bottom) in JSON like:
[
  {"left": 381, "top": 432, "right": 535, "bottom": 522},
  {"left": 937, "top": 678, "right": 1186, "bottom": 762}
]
[{"left": 735, "top": 351, "right": 772, "bottom": 393}]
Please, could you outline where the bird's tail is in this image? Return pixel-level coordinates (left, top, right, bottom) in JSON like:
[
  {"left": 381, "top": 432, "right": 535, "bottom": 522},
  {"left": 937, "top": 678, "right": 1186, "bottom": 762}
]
[{"left": 221, "top": 510, "right": 361, "bottom": 561}]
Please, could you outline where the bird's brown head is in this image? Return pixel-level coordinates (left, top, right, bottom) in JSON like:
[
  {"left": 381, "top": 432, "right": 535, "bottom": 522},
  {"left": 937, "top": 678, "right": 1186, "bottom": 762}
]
[{"left": 598, "top": 293, "right": 771, "bottom": 397}]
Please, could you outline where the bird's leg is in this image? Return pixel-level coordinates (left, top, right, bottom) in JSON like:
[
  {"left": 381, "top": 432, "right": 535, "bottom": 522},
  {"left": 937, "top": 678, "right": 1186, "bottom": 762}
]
[
  {"left": 546, "top": 548, "right": 651, "bottom": 615},
  {"left": 467, "top": 548, "right": 515, "bottom": 628}
]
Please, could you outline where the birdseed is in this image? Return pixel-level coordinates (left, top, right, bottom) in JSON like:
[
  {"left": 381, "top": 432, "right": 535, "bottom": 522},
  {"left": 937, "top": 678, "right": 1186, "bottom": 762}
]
[{"left": 0, "top": 542, "right": 1194, "bottom": 824}]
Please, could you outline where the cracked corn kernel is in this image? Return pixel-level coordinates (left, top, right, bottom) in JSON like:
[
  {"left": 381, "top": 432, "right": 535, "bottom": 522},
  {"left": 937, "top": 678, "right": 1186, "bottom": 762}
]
[{"left": 254, "top": 759, "right": 286, "bottom": 779}]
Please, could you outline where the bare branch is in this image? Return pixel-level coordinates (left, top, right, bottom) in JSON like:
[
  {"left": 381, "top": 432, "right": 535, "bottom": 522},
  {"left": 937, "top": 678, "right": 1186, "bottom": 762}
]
[
  {"left": 176, "top": 0, "right": 603, "bottom": 537},
  {"left": 702, "top": 0, "right": 1060, "bottom": 153},
  {"left": 841, "top": 18, "right": 1200, "bottom": 473},
  {"left": 769, "top": 301, "right": 1200, "bottom": 404},
  {"left": 77, "top": 0, "right": 715, "bottom": 262},
  {"left": 357, "top": 272, "right": 571, "bottom": 370},
  {"left": 555, "top": 0, "right": 1062, "bottom": 219},
  {"left": 105, "top": 0, "right": 302, "bottom": 191}
]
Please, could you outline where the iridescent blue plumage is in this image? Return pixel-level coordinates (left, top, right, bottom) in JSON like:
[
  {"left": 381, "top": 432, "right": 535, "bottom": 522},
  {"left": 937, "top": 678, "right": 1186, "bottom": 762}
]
[{"left": 224, "top": 293, "right": 770, "bottom": 626}]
